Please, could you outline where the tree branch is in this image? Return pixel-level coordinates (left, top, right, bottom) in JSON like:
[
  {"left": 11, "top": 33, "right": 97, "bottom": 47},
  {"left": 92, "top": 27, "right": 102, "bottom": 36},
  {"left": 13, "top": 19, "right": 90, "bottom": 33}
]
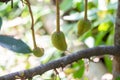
[
  {"left": 0, "top": 46, "right": 120, "bottom": 80},
  {"left": 113, "top": 0, "right": 120, "bottom": 79}
]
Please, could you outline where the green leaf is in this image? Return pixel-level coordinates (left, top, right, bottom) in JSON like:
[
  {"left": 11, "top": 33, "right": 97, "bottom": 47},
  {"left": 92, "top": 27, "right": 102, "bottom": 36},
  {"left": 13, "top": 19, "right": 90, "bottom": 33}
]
[
  {"left": 72, "top": 60, "right": 85, "bottom": 78},
  {"left": 0, "top": 17, "right": 2, "bottom": 30},
  {"left": 60, "top": 0, "right": 72, "bottom": 12},
  {"left": 95, "top": 31, "right": 107, "bottom": 46},
  {"left": 0, "top": 35, "right": 32, "bottom": 53},
  {"left": 115, "top": 76, "right": 120, "bottom": 80},
  {"left": 73, "top": 65, "right": 85, "bottom": 78},
  {"left": 106, "top": 30, "right": 114, "bottom": 45},
  {"left": 104, "top": 55, "right": 112, "bottom": 72}
]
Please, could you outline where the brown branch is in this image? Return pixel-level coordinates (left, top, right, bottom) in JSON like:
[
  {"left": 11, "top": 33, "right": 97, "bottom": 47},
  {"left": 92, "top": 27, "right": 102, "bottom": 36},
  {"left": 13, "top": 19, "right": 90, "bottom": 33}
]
[
  {"left": 113, "top": 0, "right": 120, "bottom": 79},
  {"left": 0, "top": 0, "right": 10, "bottom": 3},
  {"left": 0, "top": 46, "right": 120, "bottom": 80}
]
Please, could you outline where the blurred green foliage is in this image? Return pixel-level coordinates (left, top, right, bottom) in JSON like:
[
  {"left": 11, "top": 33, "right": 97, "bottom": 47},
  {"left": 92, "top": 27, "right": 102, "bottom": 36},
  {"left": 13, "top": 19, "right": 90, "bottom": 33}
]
[{"left": 0, "top": 0, "right": 117, "bottom": 79}]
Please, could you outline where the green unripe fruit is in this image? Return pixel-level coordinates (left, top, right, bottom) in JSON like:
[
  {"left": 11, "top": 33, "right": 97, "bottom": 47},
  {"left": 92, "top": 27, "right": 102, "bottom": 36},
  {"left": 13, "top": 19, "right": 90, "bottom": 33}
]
[
  {"left": 51, "top": 31, "right": 67, "bottom": 51},
  {"left": 77, "top": 19, "right": 91, "bottom": 36},
  {"left": 33, "top": 47, "right": 44, "bottom": 57}
]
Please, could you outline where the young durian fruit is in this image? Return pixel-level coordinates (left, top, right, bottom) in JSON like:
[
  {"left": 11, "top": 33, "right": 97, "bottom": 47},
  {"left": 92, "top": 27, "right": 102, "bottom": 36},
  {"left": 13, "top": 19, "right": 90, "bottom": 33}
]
[
  {"left": 77, "top": 19, "right": 91, "bottom": 36},
  {"left": 33, "top": 47, "right": 44, "bottom": 57},
  {"left": 51, "top": 31, "right": 67, "bottom": 51}
]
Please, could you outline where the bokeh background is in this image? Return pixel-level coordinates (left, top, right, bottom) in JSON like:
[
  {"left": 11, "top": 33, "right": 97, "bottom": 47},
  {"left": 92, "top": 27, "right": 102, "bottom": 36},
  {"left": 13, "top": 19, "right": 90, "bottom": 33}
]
[{"left": 0, "top": 0, "right": 117, "bottom": 80}]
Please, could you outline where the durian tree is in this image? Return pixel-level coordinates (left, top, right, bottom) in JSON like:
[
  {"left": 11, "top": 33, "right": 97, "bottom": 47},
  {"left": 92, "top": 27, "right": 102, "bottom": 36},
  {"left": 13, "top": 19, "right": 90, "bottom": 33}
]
[{"left": 0, "top": 0, "right": 119, "bottom": 80}]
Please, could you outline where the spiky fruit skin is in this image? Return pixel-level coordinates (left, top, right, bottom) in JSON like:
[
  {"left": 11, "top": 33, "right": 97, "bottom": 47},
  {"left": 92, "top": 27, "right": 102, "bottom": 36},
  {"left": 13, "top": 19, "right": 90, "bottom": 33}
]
[
  {"left": 33, "top": 47, "right": 44, "bottom": 57},
  {"left": 77, "top": 19, "right": 91, "bottom": 36},
  {"left": 51, "top": 31, "right": 67, "bottom": 51}
]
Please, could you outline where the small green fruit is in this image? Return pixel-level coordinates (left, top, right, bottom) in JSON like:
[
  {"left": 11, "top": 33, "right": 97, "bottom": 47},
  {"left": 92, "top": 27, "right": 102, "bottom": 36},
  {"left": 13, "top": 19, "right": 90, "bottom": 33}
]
[
  {"left": 51, "top": 31, "right": 67, "bottom": 51},
  {"left": 77, "top": 19, "right": 91, "bottom": 36},
  {"left": 33, "top": 47, "right": 44, "bottom": 57}
]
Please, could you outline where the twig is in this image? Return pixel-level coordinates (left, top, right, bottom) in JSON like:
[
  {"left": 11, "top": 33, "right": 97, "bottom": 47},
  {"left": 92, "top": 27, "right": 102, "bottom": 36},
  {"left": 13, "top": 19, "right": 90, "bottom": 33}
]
[
  {"left": 25, "top": 0, "right": 37, "bottom": 48},
  {"left": 0, "top": 46, "right": 120, "bottom": 80}
]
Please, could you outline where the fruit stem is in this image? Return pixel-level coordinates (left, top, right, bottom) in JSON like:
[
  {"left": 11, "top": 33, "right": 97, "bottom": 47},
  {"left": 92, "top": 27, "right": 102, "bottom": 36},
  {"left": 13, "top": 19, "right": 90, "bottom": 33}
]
[
  {"left": 84, "top": 0, "right": 88, "bottom": 20},
  {"left": 26, "top": 0, "right": 37, "bottom": 48},
  {"left": 56, "top": 0, "right": 60, "bottom": 32}
]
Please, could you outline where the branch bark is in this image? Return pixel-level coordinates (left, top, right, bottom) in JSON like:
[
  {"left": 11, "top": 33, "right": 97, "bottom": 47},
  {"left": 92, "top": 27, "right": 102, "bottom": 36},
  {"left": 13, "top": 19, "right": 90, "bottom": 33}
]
[
  {"left": 113, "top": 0, "right": 120, "bottom": 79},
  {"left": 0, "top": 46, "right": 120, "bottom": 80}
]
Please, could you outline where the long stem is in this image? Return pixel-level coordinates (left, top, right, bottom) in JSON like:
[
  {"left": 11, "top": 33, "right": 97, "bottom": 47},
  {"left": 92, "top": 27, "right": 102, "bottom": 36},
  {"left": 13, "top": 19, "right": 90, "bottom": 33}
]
[
  {"left": 56, "top": 0, "right": 60, "bottom": 32},
  {"left": 84, "top": 0, "right": 88, "bottom": 20},
  {"left": 26, "top": 0, "right": 37, "bottom": 48}
]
